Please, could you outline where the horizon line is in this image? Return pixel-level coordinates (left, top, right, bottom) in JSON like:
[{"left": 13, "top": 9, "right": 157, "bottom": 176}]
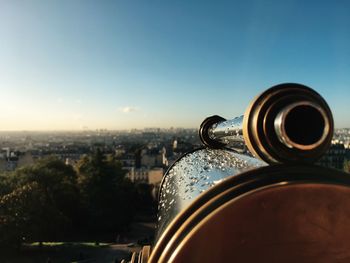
[{"left": 0, "top": 127, "right": 199, "bottom": 132}]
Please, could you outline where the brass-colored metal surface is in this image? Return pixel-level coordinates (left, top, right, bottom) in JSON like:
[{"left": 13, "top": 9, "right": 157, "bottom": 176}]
[
  {"left": 274, "top": 101, "right": 330, "bottom": 150},
  {"left": 150, "top": 165, "right": 350, "bottom": 263},
  {"left": 140, "top": 246, "right": 151, "bottom": 263},
  {"left": 130, "top": 252, "right": 137, "bottom": 263},
  {"left": 201, "top": 83, "right": 335, "bottom": 163},
  {"left": 169, "top": 183, "right": 350, "bottom": 263},
  {"left": 242, "top": 83, "right": 333, "bottom": 163}
]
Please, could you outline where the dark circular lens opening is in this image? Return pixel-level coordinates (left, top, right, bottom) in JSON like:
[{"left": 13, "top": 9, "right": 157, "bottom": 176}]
[{"left": 284, "top": 105, "right": 325, "bottom": 146}]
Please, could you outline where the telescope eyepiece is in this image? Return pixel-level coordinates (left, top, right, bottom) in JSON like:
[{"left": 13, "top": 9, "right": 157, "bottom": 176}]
[
  {"left": 199, "top": 83, "right": 334, "bottom": 164},
  {"left": 243, "top": 83, "right": 333, "bottom": 164},
  {"left": 274, "top": 101, "right": 329, "bottom": 150}
]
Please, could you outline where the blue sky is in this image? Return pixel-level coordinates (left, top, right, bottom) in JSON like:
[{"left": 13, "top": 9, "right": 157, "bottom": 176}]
[{"left": 0, "top": 0, "right": 349, "bottom": 130}]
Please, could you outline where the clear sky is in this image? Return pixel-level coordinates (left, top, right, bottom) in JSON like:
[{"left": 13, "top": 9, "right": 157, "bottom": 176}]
[{"left": 0, "top": 0, "right": 349, "bottom": 130}]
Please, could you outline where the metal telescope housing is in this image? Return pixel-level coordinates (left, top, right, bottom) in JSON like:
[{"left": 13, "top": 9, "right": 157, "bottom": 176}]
[
  {"left": 124, "top": 83, "right": 350, "bottom": 263},
  {"left": 199, "top": 83, "right": 334, "bottom": 164}
]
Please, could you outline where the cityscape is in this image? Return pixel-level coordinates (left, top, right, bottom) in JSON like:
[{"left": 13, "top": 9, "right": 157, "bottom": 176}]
[
  {"left": 0, "top": 126, "right": 349, "bottom": 262},
  {"left": 2, "top": 0, "right": 350, "bottom": 262},
  {"left": 0, "top": 128, "right": 201, "bottom": 262},
  {"left": 0, "top": 128, "right": 200, "bottom": 179},
  {"left": 1, "top": 128, "right": 350, "bottom": 177}
]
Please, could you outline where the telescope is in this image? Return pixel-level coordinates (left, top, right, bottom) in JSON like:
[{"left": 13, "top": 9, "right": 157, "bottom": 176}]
[{"left": 123, "top": 83, "right": 350, "bottom": 263}]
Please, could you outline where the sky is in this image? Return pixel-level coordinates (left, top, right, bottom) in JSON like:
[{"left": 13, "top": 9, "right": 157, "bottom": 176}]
[{"left": 0, "top": 0, "right": 349, "bottom": 130}]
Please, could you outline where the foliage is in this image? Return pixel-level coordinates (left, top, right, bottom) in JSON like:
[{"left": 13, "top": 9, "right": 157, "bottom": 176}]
[
  {"left": 344, "top": 159, "right": 350, "bottom": 173},
  {"left": 0, "top": 172, "right": 17, "bottom": 196},
  {"left": 0, "top": 151, "right": 153, "bottom": 249},
  {"left": 13, "top": 157, "right": 81, "bottom": 228},
  {"left": 0, "top": 157, "right": 80, "bottom": 247},
  {"left": 0, "top": 181, "right": 69, "bottom": 248},
  {"left": 134, "top": 183, "right": 157, "bottom": 214},
  {"left": 77, "top": 150, "right": 137, "bottom": 233}
]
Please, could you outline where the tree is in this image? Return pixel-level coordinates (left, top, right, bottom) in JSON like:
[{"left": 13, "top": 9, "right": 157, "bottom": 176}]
[
  {"left": 0, "top": 172, "right": 17, "bottom": 196},
  {"left": 134, "top": 183, "right": 157, "bottom": 215},
  {"left": 0, "top": 157, "right": 82, "bottom": 246},
  {"left": 77, "top": 149, "right": 136, "bottom": 234},
  {"left": 344, "top": 160, "right": 350, "bottom": 173},
  {"left": 0, "top": 182, "right": 68, "bottom": 248},
  {"left": 13, "top": 156, "right": 82, "bottom": 230}
]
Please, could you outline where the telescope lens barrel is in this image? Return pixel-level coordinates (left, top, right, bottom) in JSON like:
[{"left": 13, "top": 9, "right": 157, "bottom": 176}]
[
  {"left": 208, "top": 116, "right": 244, "bottom": 144},
  {"left": 274, "top": 101, "right": 329, "bottom": 150},
  {"left": 199, "top": 83, "right": 333, "bottom": 164}
]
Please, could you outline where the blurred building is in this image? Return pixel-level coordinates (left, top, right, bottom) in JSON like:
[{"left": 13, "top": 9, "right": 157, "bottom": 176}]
[
  {"left": 126, "top": 167, "right": 164, "bottom": 185},
  {"left": 135, "top": 146, "right": 168, "bottom": 168},
  {"left": 318, "top": 143, "right": 346, "bottom": 171},
  {"left": 17, "top": 152, "right": 35, "bottom": 168}
]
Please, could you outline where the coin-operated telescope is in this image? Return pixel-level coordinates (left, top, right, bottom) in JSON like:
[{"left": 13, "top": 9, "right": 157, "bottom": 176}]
[{"left": 125, "top": 83, "right": 350, "bottom": 263}]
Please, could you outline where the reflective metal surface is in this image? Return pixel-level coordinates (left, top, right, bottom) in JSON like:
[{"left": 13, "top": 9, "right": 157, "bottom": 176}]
[
  {"left": 148, "top": 83, "right": 339, "bottom": 263},
  {"left": 208, "top": 115, "right": 244, "bottom": 145},
  {"left": 274, "top": 101, "right": 330, "bottom": 150},
  {"left": 150, "top": 164, "right": 350, "bottom": 263},
  {"left": 199, "top": 83, "right": 334, "bottom": 164},
  {"left": 156, "top": 147, "right": 265, "bottom": 240}
]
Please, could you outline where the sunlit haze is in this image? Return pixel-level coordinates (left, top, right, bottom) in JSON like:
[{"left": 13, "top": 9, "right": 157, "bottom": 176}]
[{"left": 1, "top": 0, "right": 350, "bottom": 130}]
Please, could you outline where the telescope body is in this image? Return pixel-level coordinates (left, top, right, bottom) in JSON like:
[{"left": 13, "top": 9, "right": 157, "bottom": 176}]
[
  {"left": 125, "top": 84, "right": 350, "bottom": 263},
  {"left": 155, "top": 148, "right": 265, "bottom": 242},
  {"left": 150, "top": 164, "right": 350, "bottom": 263}
]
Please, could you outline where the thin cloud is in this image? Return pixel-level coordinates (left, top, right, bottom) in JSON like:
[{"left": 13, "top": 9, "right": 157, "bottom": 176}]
[{"left": 119, "top": 106, "right": 139, "bottom": 113}]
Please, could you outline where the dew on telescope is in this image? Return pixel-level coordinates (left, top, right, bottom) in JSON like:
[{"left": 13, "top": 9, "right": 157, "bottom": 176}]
[{"left": 156, "top": 148, "right": 266, "bottom": 233}]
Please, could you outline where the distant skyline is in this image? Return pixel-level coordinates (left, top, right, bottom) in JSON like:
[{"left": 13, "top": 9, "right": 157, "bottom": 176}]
[{"left": 1, "top": 0, "right": 350, "bottom": 130}]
